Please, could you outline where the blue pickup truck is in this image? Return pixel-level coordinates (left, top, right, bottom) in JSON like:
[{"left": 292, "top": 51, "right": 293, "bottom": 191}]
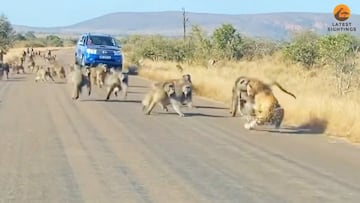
[{"left": 75, "top": 33, "right": 123, "bottom": 69}]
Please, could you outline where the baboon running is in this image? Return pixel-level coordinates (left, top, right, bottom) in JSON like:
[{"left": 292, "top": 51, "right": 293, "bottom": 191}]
[
  {"left": 152, "top": 74, "right": 193, "bottom": 109},
  {"left": 58, "top": 66, "right": 66, "bottom": 79},
  {"left": 53, "top": 65, "right": 66, "bottom": 79},
  {"left": 158, "top": 82, "right": 192, "bottom": 112},
  {"left": 142, "top": 81, "right": 185, "bottom": 117},
  {"left": 0, "top": 62, "right": 10, "bottom": 80},
  {"left": 104, "top": 69, "right": 129, "bottom": 100},
  {"left": 89, "top": 64, "right": 108, "bottom": 88},
  {"left": 35, "top": 67, "right": 55, "bottom": 82},
  {"left": 68, "top": 66, "right": 91, "bottom": 100}
]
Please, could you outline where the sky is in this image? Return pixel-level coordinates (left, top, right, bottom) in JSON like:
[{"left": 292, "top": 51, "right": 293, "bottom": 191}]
[{"left": 1, "top": 0, "right": 359, "bottom": 27}]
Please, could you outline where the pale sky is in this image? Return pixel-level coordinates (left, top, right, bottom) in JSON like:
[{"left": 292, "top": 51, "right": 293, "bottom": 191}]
[{"left": 1, "top": 0, "right": 359, "bottom": 27}]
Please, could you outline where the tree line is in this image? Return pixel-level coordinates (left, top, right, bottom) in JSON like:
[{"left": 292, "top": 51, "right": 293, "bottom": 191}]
[{"left": 1, "top": 14, "right": 359, "bottom": 94}]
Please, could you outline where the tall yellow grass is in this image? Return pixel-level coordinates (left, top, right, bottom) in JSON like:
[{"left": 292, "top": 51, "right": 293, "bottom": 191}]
[{"left": 137, "top": 54, "right": 360, "bottom": 143}]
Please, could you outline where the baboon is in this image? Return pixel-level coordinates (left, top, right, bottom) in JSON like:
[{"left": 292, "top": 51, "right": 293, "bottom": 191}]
[
  {"left": 104, "top": 69, "right": 128, "bottom": 100},
  {"left": 35, "top": 67, "right": 55, "bottom": 82},
  {"left": 0, "top": 62, "right": 10, "bottom": 80},
  {"left": 27, "top": 58, "right": 36, "bottom": 72},
  {"left": 179, "top": 82, "right": 193, "bottom": 107},
  {"left": 49, "top": 55, "right": 56, "bottom": 62},
  {"left": 160, "top": 82, "right": 192, "bottom": 112},
  {"left": 14, "top": 62, "right": 25, "bottom": 74},
  {"left": 3, "top": 62, "right": 10, "bottom": 79},
  {"left": 68, "top": 64, "right": 77, "bottom": 72},
  {"left": 207, "top": 59, "right": 217, "bottom": 68},
  {"left": 176, "top": 64, "right": 183, "bottom": 72},
  {"left": 27, "top": 54, "right": 34, "bottom": 61},
  {"left": 46, "top": 55, "right": 56, "bottom": 63},
  {"left": 68, "top": 67, "right": 91, "bottom": 100},
  {"left": 20, "top": 56, "right": 25, "bottom": 65},
  {"left": 152, "top": 74, "right": 193, "bottom": 108},
  {"left": 89, "top": 64, "right": 108, "bottom": 88},
  {"left": 33, "top": 65, "right": 40, "bottom": 73},
  {"left": 113, "top": 71, "right": 129, "bottom": 99},
  {"left": 55, "top": 66, "right": 66, "bottom": 79},
  {"left": 49, "top": 67, "right": 57, "bottom": 78},
  {"left": 142, "top": 81, "right": 185, "bottom": 117},
  {"left": 0, "top": 63, "right": 3, "bottom": 80},
  {"left": 229, "top": 76, "right": 255, "bottom": 117}
]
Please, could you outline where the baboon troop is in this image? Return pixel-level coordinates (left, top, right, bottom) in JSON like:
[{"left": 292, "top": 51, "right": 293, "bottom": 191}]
[
  {"left": 2, "top": 47, "right": 298, "bottom": 131},
  {"left": 3, "top": 48, "right": 67, "bottom": 81}
]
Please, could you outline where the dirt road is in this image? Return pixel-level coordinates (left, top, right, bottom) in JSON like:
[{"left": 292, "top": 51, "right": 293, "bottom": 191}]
[{"left": 1, "top": 49, "right": 360, "bottom": 203}]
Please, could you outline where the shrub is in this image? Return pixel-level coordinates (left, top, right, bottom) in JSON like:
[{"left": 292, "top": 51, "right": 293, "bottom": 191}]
[{"left": 283, "top": 31, "right": 320, "bottom": 69}]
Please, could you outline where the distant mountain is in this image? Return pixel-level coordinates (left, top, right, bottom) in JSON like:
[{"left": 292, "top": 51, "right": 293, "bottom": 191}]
[{"left": 12, "top": 11, "right": 360, "bottom": 40}]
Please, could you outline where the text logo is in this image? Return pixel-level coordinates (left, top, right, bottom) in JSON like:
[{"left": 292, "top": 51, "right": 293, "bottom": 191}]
[{"left": 333, "top": 4, "right": 351, "bottom": 21}]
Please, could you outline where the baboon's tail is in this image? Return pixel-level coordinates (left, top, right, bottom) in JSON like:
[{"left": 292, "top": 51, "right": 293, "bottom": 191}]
[{"left": 271, "top": 82, "right": 296, "bottom": 99}]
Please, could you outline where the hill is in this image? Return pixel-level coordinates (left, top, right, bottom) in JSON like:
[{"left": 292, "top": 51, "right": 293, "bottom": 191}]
[{"left": 12, "top": 11, "right": 360, "bottom": 40}]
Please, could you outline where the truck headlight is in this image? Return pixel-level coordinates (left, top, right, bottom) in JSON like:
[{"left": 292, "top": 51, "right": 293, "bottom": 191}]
[
  {"left": 86, "top": 48, "right": 97, "bottom": 54},
  {"left": 113, "top": 50, "right": 122, "bottom": 56}
]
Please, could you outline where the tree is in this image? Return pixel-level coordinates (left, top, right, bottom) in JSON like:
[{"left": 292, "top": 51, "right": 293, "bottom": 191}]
[
  {"left": 317, "top": 33, "right": 360, "bottom": 95},
  {"left": 24, "top": 31, "right": 36, "bottom": 39},
  {"left": 241, "top": 37, "right": 281, "bottom": 60},
  {"left": 189, "top": 25, "right": 212, "bottom": 61},
  {"left": 211, "top": 24, "right": 243, "bottom": 60},
  {"left": 0, "top": 14, "right": 15, "bottom": 61},
  {"left": 14, "top": 33, "right": 26, "bottom": 41},
  {"left": 283, "top": 31, "right": 320, "bottom": 69}
]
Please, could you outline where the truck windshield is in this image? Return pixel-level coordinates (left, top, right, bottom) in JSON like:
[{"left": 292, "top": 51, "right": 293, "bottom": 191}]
[{"left": 88, "top": 36, "right": 117, "bottom": 46}]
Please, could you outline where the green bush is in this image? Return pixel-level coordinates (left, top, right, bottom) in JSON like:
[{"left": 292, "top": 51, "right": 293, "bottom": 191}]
[
  {"left": 45, "top": 35, "right": 63, "bottom": 47},
  {"left": 283, "top": 31, "right": 320, "bottom": 69},
  {"left": 241, "top": 37, "right": 281, "bottom": 60},
  {"left": 211, "top": 24, "right": 243, "bottom": 60},
  {"left": 317, "top": 33, "right": 359, "bottom": 65}
]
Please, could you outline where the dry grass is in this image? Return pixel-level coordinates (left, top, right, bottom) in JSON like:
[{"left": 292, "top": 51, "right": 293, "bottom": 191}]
[{"left": 137, "top": 53, "right": 360, "bottom": 143}]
